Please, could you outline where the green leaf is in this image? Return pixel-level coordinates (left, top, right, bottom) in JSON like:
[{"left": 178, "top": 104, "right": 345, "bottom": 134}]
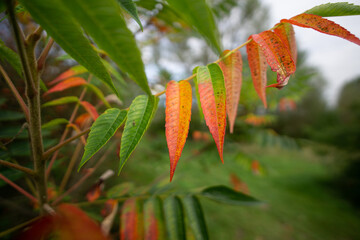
[
  {"left": 61, "top": 0, "right": 151, "bottom": 95},
  {"left": 182, "top": 195, "right": 209, "bottom": 240},
  {"left": 85, "top": 83, "right": 111, "bottom": 108},
  {"left": 193, "top": 67, "right": 204, "bottom": 120},
  {"left": 42, "top": 96, "right": 79, "bottom": 108},
  {"left": 200, "top": 185, "right": 261, "bottom": 206},
  {"left": 101, "top": 59, "right": 126, "bottom": 86},
  {"left": 0, "top": 110, "right": 24, "bottom": 121},
  {"left": 41, "top": 118, "right": 69, "bottom": 129},
  {"left": 18, "top": 0, "right": 118, "bottom": 96},
  {"left": 163, "top": 196, "right": 186, "bottom": 240},
  {"left": 0, "top": 39, "right": 22, "bottom": 75},
  {"left": 166, "top": 0, "right": 221, "bottom": 54},
  {"left": 118, "top": 0, "right": 143, "bottom": 30},
  {"left": 106, "top": 182, "right": 134, "bottom": 198},
  {"left": 305, "top": 2, "right": 360, "bottom": 17},
  {"left": 119, "top": 95, "right": 158, "bottom": 173},
  {"left": 79, "top": 108, "right": 127, "bottom": 169},
  {"left": 144, "top": 197, "right": 166, "bottom": 240}
]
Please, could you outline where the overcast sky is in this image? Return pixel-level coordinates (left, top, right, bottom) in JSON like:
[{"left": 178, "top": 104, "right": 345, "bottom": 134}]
[{"left": 262, "top": 0, "right": 360, "bottom": 105}]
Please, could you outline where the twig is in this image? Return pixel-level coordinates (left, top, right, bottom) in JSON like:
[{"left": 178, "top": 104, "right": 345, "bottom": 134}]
[
  {"left": 0, "top": 65, "right": 29, "bottom": 121},
  {"left": 45, "top": 75, "right": 93, "bottom": 178},
  {"left": 42, "top": 127, "right": 90, "bottom": 160},
  {"left": 2, "top": 122, "right": 28, "bottom": 146},
  {"left": 0, "top": 173, "right": 38, "bottom": 203},
  {"left": 37, "top": 38, "right": 54, "bottom": 71},
  {"left": 52, "top": 141, "right": 117, "bottom": 206},
  {"left": 0, "top": 159, "right": 35, "bottom": 176},
  {"left": 0, "top": 216, "right": 41, "bottom": 238}
]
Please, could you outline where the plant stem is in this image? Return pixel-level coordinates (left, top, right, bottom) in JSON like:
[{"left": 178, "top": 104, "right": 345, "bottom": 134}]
[
  {"left": 0, "top": 159, "right": 35, "bottom": 176},
  {"left": 0, "top": 173, "right": 38, "bottom": 203},
  {"left": 0, "top": 65, "right": 30, "bottom": 121},
  {"left": 37, "top": 38, "right": 54, "bottom": 71}
]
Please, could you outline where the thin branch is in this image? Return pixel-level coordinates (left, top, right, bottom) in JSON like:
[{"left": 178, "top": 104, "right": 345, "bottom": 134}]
[
  {"left": 37, "top": 38, "right": 54, "bottom": 71},
  {"left": 0, "top": 173, "right": 38, "bottom": 203},
  {"left": 2, "top": 122, "right": 28, "bottom": 146},
  {"left": 0, "top": 216, "right": 41, "bottom": 238},
  {"left": 0, "top": 65, "right": 29, "bottom": 121},
  {"left": 0, "top": 159, "right": 35, "bottom": 176},
  {"left": 42, "top": 127, "right": 90, "bottom": 160}
]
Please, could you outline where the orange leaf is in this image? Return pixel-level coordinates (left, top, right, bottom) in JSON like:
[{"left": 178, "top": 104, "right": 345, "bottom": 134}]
[
  {"left": 45, "top": 77, "right": 87, "bottom": 95},
  {"left": 246, "top": 38, "right": 268, "bottom": 108},
  {"left": 197, "top": 64, "right": 227, "bottom": 163},
  {"left": 281, "top": 13, "right": 360, "bottom": 46},
  {"left": 219, "top": 50, "right": 243, "bottom": 133},
  {"left": 86, "top": 182, "right": 103, "bottom": 202},
  {"left": 80, "top": 101, "right": 99, "bottom": 120},
  {"left": 49, "top": 65, "right": 87, "bottom": 86},
  {"left": 251, "top": 31, "right": 296, "bottom": 89},
  {"left": 165, "top": 80, "right": 192, "bottom": 181},
  {"left": 75, "top": 113, "right": 92, "bottom": 129},
  {"left": 274, "top": 22, "right": 297, "bottom": 65},
  {"left": 120, "top": 198, "right": 143, "bottom": 240}
]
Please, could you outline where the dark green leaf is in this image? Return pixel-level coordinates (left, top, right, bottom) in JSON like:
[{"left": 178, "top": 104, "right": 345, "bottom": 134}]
[
  {"left": 0, "top": 39, "right": 22, "bottom": 75},
  {"left": 166, "top": 0, "right": 221, "bottom": 54},
  {"left": 118, "top": 0, "right": 143, "bottom": 30},
  {"left": 101, "top": 59, "right": 126, "bottom": 86},
  {"left": 119, "top": 95, "right": 158, "bottom": 173},
  {"left": 79, "top": 108, "right": 127, "bottom": 169},
  {"left": 182, "top": 195, "right": 209, "bottom": 240},
  {"left": 41, "top": 118, "right": 69, "bottom": 129},
  {"left": 62, "top": 0, "right": 151, "bottom": 94},
  {"left": 0, "top": 110, "right": 24, "bottom": 121},
  {"left": 42, "top": 96, "right": 79, "bottom": 108},
  {"left": 163, "top": 196, "right": 186, "bottom": 240},
  {"left": 200, "top": 185, "right": 261, "bottom": 205},
  {"left": 19, "top": 0, "right": 118, "bottom": 96},
  {"left": 305, "top": 2, "right": 360, "bottom": 17}
]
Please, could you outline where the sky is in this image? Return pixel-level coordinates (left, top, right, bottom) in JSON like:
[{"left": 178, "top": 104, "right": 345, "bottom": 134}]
[{"left": 262, "top": 0, "right": 360, "bottom": 105}]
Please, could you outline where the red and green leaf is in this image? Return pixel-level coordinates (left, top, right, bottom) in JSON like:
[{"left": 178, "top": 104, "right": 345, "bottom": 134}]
[
  {"left": 80, "top": 101, "right": 99, "bottom": 120},
  {"left": 219, "top": 50, "right": 243, "bottom": 133},
  {"left": 120, "top": 198, "right": 143, "bottom": 240},
  {"left": 196, "top": 63, "right": 226, "bottom": 163},
  {"left": 273, "top": 22, "right": 297, "bottom": 65},
  {"left": 251, "top": 31, "right": 296, "bottom": 89},
  {"left": 49, "top": 65, "right": 87, "bottom": 86},
  {"left": 246, "top": 38, "right": 268, "bottom": 108},
  {"left": 281, "top": 13, "right": 360, "bottom": 46},
  {"left": 45, "top": 77, "right": 87, "bottom": 95},
  {"left": 165, "top": 80, "right": 192, "bottom": 181},
  {"left": 144, "top": 197, "right": 165, "bottom": 240}
]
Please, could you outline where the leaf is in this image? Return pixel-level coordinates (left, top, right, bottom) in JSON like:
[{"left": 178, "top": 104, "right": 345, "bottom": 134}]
[
  {"left": 163, "top": 196, "right": 186, "bottom": 240},
  {"left": 75, "top": 113, "right": 92, "bottom": 129},
  {"left": 218, "top": 50, "right": 243, "bottom": 133},
  {"left": 305, "top": 2, "right": 360, "bottom": 17},
  {"left": 119, "top": 95, "right": 159, "bottom": 173},
  {"left": 166, "top": 0, "right": 221, "bottom": 54},
  {"left": 144, "top": 197, "right": 166, "bottom": 240},
  {"left": 251, "top": 31, "right": 296, "bottom": 89},
  {"left": 80, "top": 101, "right": 99, "bottom": 120},
  {"left": 62, "top": 0, "right": 151, "bottom": 94},
  {"left": 193, "top": 67, "right": 204, "bottom": 120},
  {"left": 182, "top": 195, "right": 209, "bottom": 240},
  {"left": 86, "top": 182, "right": 103, "bottom": 202},
  {"left": 120, "top": 198, "right": 144, "bottom": 240},
  {"left": 45, "top": 77, "right": 87, "bottom": 95},
  {"left": 118, "top": 0, "right": 143, "bottom": 30},
  {"left": 165, "top": 80, "right": 192, "bottom": 181},
  {"left": 0, "top": 39, "right": 22, "bottom": 75},
  {"left": 42, "top": 96, "right": 79, "bottom": 108},
  {"left": 79, "top": 108, "right": 127, "bottom": 169},
  {"left": 200, "top": 185, "right": 261, "bottom": 206},
  {"left": 0, "top": 110, "right": 24, "bottom": 121},
  {"left": 86, "top": 83, "right": 111, "bottom": 108},
  {"left": 196, "top": 63, "right": 226, "bottom": 163},
  {"left": 49, "top": 65, "right": 87, "bottom": 86},
  {"left": 273, "top": 23, "right": 297, "bottom": 65},
  {"left": 106, "top": 182, "right": 134, "bottom": 198},
  {"left": 101, "top": 59, "right": 126, "bottom": 86},
  {"left": 246, "top": 38, "right": 268, "bottom": 107},
  {"left": 281, "top": 13, "right": 360, "bottom": 46},
  {"left": 18, "top": 0, "right": 118, "bottom": 95},
  {"left": 42, "top": 118, "right": 69, "bottom": 129}
]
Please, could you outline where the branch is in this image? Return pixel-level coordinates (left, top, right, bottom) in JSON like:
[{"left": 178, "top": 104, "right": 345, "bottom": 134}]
[
  {"left": 0, "top": 159, "right": 35, "bottom": 176},
  {"left": 37, "top": 38, "right": 54, "bottom": 71},
  {"left": 0, "top": 65, "right": 30, "bottom": 121},
  {"left": 0, "top": 173, "right": 38, "bottom": 203},
  {"left": 42, "top": 127, "right": 90, "bottom": 160},
  {"left": 0, "top": 216, "right": 41, "bottom": 238}
]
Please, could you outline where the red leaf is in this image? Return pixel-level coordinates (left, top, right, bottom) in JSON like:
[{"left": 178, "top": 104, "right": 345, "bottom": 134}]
[
  {"left": 274, "top": 22, "right": 297, "bottom": 65},
  {"left": 246, "top": 38, "right": 268, "bottom": 108},
  {"left": 230, "top": 173, "right": 249, "bottom": 194},
  {"left": 17, "top": 215, "right": 55, "bottom": 240},
  {"left": 120, "top": 198, "right": 143, "bottom": 240},
  {"left": 251, "top": 31, "right": 296, "bottom": 89},
  {"left": 219, "top": 50, "right": 243, "bottom": 133},
  {"left": 86, "top": 182, "right": 103, "bottom": 202},
  {"left": 281, "top": 13, "right": 360, "bottom": 46},
  {"left": 45, "top": 77, "right": 87, "bottom": 95},
  {"left": 197, "top": 64, "right": 227, "bottom": 163},
  {"left": 80, "top": 101, "right": 99, "bottom": 120},
  {"left": 75, "top": 113, "right": 92, "bottom": 129},
  {"left": 49, "top": 65, "right": 87, "bottom": 86},
  {"left": 165, "top": 80, "right": 192, "bottom": 181},
  {"left": 144, "top": 197, "right": 165, "bottom": 240}
]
